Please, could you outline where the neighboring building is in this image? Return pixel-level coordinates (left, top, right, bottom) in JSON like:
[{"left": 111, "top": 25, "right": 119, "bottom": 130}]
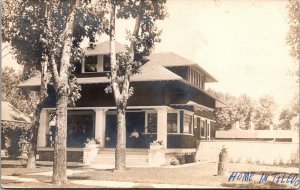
[
  {"left": 1, "top": 101, "right": 31, "bottom": 123},
  {"left": 18, "top": 41, "right": 222, "bottom": 166},
  {"left": 1, "top": 101, "right": 31, "bottom": 157},
  {"left": 215, "top": 128, "right": 299, "bottom": 142}
]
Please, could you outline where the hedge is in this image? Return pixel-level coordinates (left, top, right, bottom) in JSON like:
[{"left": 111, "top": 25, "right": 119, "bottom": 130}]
[{"left": 1, "top": 121, "right": 31, "bottom": 158}]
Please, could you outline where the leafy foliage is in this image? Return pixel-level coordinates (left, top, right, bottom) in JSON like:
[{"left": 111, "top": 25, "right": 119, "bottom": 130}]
[
  {"left": 104, "top": 0, "right": 167, "bottom": 100},
  {"left": 1, "top": 67, "right": 38, "bottom": 116},
  {"left": 287, "top": 0, "right": 300, "bottom": 79},
  {"left": 252, "top": 95, "right": 277, "bottom": 130},
  {"left": 1, "top": 121, "right": 31, "bottom": 158},
  {"left": 278, "top": 94, "right": 299, "bottom": 130},
  {"left": 287, "top": 0, "right": 300, "bottom": 63},
  {"left": 208, "top": 89, "right": 277, "bottom": 130}
]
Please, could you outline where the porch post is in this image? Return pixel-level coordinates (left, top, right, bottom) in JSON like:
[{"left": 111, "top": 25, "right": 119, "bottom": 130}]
[
  {"left": 156, "top": 107, "right": 167, "bottom": 149},
  {"left": 94, "top": 108, "right": 106, "bottom": 148},
  {"left": 38, "top": 109, "right": 48, "bottom": 147}
]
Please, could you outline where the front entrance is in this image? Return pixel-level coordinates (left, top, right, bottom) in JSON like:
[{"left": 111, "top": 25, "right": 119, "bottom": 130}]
[{"left": 105, "top": 111, "right": 145, "bottom": 148}]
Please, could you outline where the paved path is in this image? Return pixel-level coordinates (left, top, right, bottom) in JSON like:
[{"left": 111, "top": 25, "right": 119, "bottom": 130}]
[{"left": 70, "top": 179, "right": 223, "bottom": 188}]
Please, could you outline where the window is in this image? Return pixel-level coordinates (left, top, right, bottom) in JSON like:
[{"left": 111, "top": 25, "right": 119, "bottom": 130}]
[
  {"left": 85, "top": 56, "right": 98, "bottom": 72},
  {"left": 183, "top": 114, "right": 192, "bottom": 134},
  {"left": 200, "top": 120, "right": 206, "bottom": 138},
  {"left": 199, "top": 74, "right": 202, "bottom": 89},
  {"left": 190, "top": 68, "right": 194, "bottom": 83},
  {"left": 197, "top": 117, "right": 200, "bottom": 128},
  {"left": 167, "top": 113, "right": 178, "bottom": 133},
  {"left": 103, "top": 55, "right": 111, "bottom": 71},
  {"left": 147, "top": 113, "right": 157, "bottom": 133},
  {"left": 194, "top": 70, "right": 197, "bottom": 87}
]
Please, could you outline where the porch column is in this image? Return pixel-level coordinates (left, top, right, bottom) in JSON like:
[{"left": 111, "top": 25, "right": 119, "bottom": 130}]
[
  {"left": 156, "top": 108, "right": 167, "bottom": 149},
  {"left": 38, "top": 109, "right": 48, "bottom": 147},
  {"left": 94, "top": 108, "right": 107, "bottom": 148}
]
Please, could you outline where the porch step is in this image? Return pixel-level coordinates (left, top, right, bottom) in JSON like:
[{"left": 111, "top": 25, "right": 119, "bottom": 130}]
[
  {"left": 90, "top": 148, "right": 149, "bottom": 166},
  {"left": 98, "top": 148, "right": 148, "bottom": 154}
]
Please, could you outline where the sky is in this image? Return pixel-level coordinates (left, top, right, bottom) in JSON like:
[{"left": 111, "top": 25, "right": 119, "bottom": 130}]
[
  {"left": 155, "top": 0, "right": 298, "bottom": 110},
  {"left": 2, "top": 0, "right": 298, "bottom": 112}
]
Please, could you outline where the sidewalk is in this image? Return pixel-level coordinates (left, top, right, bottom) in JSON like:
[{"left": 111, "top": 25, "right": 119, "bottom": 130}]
[
  {"left": 2, "top": 173, "right": 223, "bottom": 189},
  {"left": 66, "top": 179, "right": 223, "bottom": 188}
]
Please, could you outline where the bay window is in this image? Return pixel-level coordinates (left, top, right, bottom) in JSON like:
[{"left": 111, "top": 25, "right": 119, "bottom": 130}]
[
  {"left": 183, "top": 114, "right": 192, "bottom": 134},
  {"left": 167, "top": 113, "right": 178, "bottom": 133}
]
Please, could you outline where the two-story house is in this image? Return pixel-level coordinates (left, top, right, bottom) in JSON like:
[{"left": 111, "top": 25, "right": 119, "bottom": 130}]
[{"left": 18, "top": 41, "right": 220, "bottom": 166}]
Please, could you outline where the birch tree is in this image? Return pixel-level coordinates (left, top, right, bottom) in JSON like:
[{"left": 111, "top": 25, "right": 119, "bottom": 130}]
[{"left": 101, "top": 0, "right": 167, "bottom": 171}]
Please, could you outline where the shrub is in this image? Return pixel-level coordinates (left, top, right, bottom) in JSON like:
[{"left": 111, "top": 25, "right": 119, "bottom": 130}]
[{"left": 1, "top": 121, "right": 30, "bottom": 158}]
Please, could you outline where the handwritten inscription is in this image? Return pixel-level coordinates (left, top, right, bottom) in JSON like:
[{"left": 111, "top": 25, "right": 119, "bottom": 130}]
[{"left": 228, "top": 172, "right": 299, "bottom": 187}]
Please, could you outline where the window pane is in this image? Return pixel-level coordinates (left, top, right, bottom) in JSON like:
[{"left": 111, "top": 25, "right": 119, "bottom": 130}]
[
  {"left": 183, "top": 114, "right": 192, "bottom": 133},
  {"left": 200, "top": 120, "right": 206, "bottom": 137},
  {"left": 103, "top": 55, "right": 111, "bottom": 71},
  {"left": 147, "top": 113, "right": 157, "bottom": 133},
  {"left": 85, "top": 56, "right": 98, "bottom": 72},
  {"left": 167, "top": 113, "right": 177, "bottom": 133}
]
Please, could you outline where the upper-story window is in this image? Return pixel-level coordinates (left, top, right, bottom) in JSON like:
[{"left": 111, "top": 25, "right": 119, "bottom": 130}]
[
  {"left": 103, "top": 55, "right": 111, "bottom": 72},
  {"left": 83, "top": 54, "right": 112, "bottom": 73},
  {"left": 188, "top": 67, "right": 205, "bottom": 90},
  {"left": 85, "top": 56, "right": 98, "bottom": 72}
]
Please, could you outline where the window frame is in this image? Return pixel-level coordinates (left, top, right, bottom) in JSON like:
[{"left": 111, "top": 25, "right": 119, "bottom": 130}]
[
  {"left": 183, "top": 114, "right": 193, "bottom": 134},
  {"left": 167, "top": 112, "right": 179, "bottom": 133},
  {"left": 83, "top": 55, "right": 98, "bottom": 73},
  {"left": 145, "top": 111, "right": 158, "bottom": 133}
]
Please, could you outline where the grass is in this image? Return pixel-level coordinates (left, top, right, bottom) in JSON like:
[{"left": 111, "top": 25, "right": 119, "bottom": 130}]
[{"left": 1, "top": 157, "right": 299, "bottom": 189}]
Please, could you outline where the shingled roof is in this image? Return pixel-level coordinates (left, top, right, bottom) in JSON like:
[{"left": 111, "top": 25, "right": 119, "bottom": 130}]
[{"left": 146, "top": 52, "right": 217, "bottom": 82}]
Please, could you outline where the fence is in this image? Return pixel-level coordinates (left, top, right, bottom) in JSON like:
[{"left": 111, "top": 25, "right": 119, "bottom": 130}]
[{"left": 195, "top": 140, "right": 299, "bottom": 165}]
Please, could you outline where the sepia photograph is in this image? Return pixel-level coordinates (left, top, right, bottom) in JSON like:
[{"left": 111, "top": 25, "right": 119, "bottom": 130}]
[{"left": 1, "top": 0, "right": 299, "bottom": 189}]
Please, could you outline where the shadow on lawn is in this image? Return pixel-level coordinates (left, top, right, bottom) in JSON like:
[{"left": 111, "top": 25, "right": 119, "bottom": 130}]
[
  {"left": 68, "top": 176, "right": 91, "bottom": 180},
  {"left": 1, "top": 164, "right": 26, "bottom": 168}
]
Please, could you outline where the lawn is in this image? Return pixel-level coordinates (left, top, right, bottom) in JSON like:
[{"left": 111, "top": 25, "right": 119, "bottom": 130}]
[{"left": 1, "top": 157, "right": 298, "bottom": 189}]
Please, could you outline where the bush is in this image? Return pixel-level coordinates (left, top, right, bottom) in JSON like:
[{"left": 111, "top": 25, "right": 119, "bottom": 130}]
[{"left": 1, "top": 121, "right": 30, "bottom": 158}]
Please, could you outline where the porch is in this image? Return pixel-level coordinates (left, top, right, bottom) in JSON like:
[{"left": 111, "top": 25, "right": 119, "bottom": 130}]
[
  {"left": 38, "top": 106, "right": 203, "bottom": 149},
  {"left": 36, "top": 147, "right": 197, "bottom": 167},
  {"left": 37, "top": 105, "right": 213, "bottom": 165}
]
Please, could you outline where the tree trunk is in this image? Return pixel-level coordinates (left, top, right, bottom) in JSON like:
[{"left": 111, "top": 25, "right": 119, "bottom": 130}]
[
  {"left": 51, "top": 0, "right": 79, "bottom": 184},
  {"left": 27, "top": 57, "right": 48, "bottom": 169},
  {"left": 52, "top": 93, "right": 68, "bottom": 184},
  {"left": 115, "top": 107, "right": 126, "bottom": 171},
  {"left": 108, "top": 2, "right": 127, "bottom": 172}
]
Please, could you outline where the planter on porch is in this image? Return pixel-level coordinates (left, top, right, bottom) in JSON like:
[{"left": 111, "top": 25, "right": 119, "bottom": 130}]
[
  {"left": 83, "top": 139, "right": 100, "bottom": 164},
  {"left": 149, "top": 140, "right": 164, "bottom": 150},
  {"left": 148, "top": 140, "right": 165, "bottom": 166}
]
